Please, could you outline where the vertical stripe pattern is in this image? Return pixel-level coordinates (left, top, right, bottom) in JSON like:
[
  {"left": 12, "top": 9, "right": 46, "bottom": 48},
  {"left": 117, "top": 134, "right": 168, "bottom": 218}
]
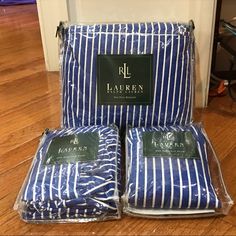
[
  {"left": 18, "top": 126, "right": 121, "bottom": 222},
  {"left": 61, "top": 22, "right": 194, "bottom": 129},
  {"left": 124, "top": 124, "right": 220, "bottom": 212}
]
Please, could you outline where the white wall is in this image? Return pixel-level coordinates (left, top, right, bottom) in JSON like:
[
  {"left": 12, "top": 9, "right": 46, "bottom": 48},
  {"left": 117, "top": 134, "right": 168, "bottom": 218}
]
[
  {"left": 37, "top": 0, "right": 69, "bottom": 71},
  {"left": 37, "top": 0, "right": 217, "bottom": 107}
]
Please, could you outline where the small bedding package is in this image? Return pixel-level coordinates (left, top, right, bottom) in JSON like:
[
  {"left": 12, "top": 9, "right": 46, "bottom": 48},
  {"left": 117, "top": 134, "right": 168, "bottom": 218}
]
[
  {"left": 14, "top": 125, "right": 121, "bottom": 223},
  {"left": 122, "top": 124, "right": 233, "bottom": 218}
]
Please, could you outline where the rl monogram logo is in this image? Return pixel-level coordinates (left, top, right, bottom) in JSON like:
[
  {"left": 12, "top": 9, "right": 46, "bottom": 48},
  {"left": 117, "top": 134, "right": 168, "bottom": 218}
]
[
  {"left": 164, "top": 132, "right": 175, "bottom": 141},
  {"left": 70, "top": 136, "right": 79, "bottom": 145},
  {"left": 119, "top": 63, "right": 131, "bottom": 78}
]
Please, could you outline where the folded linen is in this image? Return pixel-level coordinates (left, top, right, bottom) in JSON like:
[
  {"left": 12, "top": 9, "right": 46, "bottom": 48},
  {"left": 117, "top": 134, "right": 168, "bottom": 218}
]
[
  {"left": 60, "top": 22, "right": 194, "bottom": 129},
  {"left": 15, "top": 125, "right": 121, "bottom": 222},
  {"left": 123, "top": 124, "right": 222, "bottom": 216}
]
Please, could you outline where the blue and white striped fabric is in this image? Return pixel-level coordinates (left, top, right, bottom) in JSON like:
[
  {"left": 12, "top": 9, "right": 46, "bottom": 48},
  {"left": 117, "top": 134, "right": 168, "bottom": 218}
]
[
  {"left": 123, "top": 124, "right": 220, "bottom": 216},
  {"left": 17, "top": 125, "right": 121, "bottom": 222},
  {"left": 60, "top": 22, "right": 194, "bottom": 129}
]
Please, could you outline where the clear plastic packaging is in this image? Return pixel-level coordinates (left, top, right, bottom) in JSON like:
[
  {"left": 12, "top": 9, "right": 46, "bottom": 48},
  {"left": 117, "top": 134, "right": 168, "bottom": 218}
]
[
  {"left": 58, "top": 21, "right": 195, "bottom": 130},
  {"left": 122, "top": 123, "right": 233, "bottom": 218},
  {"left": 14, "top": 125, "right": 121, "bottom": 223}
]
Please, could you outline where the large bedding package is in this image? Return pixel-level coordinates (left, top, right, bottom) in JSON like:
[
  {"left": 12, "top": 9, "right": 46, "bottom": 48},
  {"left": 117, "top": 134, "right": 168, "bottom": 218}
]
[
  {"left": 122, "top": 124, "right": 233, "bottom": 217},
  {"left": 14, "top": 125, "right": 121, "bottom": 222},
  {"left": 59, "top": 21, "right": 195, "bottom": 129}
]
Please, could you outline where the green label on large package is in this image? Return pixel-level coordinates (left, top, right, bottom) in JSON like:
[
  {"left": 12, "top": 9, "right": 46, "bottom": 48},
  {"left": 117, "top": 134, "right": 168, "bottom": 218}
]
[
  {"left": 143, "top": 131, "right": 199, "bottom": 159},
  {"left": 97, "top": 55, "right": 153, "bottom": 105},
  {"left": 44, "top": 133, "right": 99, "bottom": 165}
]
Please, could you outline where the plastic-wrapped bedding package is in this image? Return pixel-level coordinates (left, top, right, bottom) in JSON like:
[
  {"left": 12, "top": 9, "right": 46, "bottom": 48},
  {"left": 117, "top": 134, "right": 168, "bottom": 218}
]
[
  {"left": 59, "top": 21, "right": 195, "bottom": 130},
  {"left": 14, "top": 125, "right": 121, "bottom": 223},
  {"left": 122, "top": 124, "right": 233, "bottom": 218}
]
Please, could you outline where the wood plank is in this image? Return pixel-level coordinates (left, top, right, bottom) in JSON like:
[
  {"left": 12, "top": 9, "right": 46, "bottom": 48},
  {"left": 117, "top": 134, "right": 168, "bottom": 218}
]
[
  {"left": 0, "top": 59, "right": 45, "bottom": 85},
  {"left": 0, "top": 113, "right": 59, "bottom": 156},
  {"left": 201, "top": 218, "right": 236, "bottom": 235},
  {"left": 218, "top": 147, "right": 236, "bottom": 227},
  {"left": 0, "top": 93, "right": 60, "bottom": 135}
]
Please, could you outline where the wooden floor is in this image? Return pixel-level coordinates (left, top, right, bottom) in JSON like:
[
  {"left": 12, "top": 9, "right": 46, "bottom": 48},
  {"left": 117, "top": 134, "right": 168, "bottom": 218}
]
[{"left": 1, "top": 4, "right": 236, "bottom": 236}]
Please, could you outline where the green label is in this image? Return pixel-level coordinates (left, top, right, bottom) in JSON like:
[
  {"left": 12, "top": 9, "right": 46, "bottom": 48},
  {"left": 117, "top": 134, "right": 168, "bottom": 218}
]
[
  {"left": 143, "top": 131, "right": 199, "bottom": 159},
  {"left": 97, "top": 55, "right": 153, "bottom": 105},
  {"left": 44, "top": 133, "right": 99, "bottom": 165}
]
